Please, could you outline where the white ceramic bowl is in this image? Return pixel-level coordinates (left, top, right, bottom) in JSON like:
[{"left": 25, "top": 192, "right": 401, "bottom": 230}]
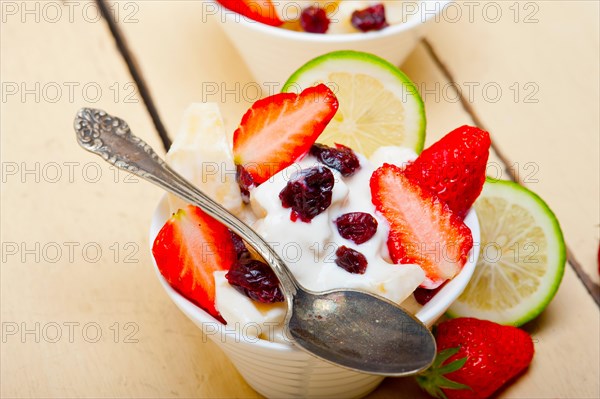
[
  {"left": 149, "top": 195, "right": 479, "bottom": 399},
  {"left": 210, "top": 0, "right": 453, "bottom": 85}
]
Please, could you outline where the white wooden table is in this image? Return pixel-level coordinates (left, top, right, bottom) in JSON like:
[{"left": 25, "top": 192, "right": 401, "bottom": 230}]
[{"left": 1, "top": 1, "right": 598, "bottom": 398}]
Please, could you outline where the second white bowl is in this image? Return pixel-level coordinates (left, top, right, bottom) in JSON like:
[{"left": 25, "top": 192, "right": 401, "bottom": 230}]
[{"left": 211, "top": 0, "right": 453, "bottom": 86}]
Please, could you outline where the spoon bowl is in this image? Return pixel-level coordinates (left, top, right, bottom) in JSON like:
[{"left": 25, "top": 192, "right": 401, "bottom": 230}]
[{"left": 288, "top": 289, "right": 435, "bottom": 376}]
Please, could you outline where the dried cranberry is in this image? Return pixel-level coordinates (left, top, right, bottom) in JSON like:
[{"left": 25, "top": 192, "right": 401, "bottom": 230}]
[
  {"left": 300, "top": 6, "right": 330, "bottom": 34},
  {"left": 229, "top": 230, "right": 250, "bottom": 260},
  {"left": 334, "top": 212, "right": 378, "bottom": 244},
  {"left": 279, "top": 166, "right": 334, "bottom": 222},
  {"left": 310, "top": 143, "right": 360, "bottom": 176},
  {"left": 351, "top": 4, "right": 388, "bottom": 32},
  {"left": 413, "top": 282, "right": 448, "bottom": 305},
  {"left": 226, "top": 259, "right": 284, "bottom": 303},
  {"left": 236, "top": 165, "right": 255, "bottom": 203},
  {"left": 335, "top": 246, "right": 368, "bottom": 274}
]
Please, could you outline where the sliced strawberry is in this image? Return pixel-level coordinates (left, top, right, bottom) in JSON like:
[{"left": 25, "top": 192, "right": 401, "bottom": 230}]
[
  {"left": 218, "top": 0, "right": 283, "bottom": 27},
  {"left": 370, "top": 164, "right": 473, "bottom": 289},
  {"left": 404, "top": 126, "right": 490, "bottom": 219},
  {"left": 233, "top": 84, "right": 338, "bottom": 185},
  {"left": 152, "top": 205, "right": 237, "bottom": 322}
]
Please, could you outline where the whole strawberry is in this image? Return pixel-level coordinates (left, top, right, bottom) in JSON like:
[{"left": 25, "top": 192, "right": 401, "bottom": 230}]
[
  {"left": 404, "top": 126, "right": 490, "bottom": 219},
  {"left": 416, "top": 318, "right": 534, "bottom": 399}
]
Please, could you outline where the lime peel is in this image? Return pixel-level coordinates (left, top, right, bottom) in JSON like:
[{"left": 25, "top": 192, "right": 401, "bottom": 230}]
[
  {"left": 447, "top": 178, "right": 566, "bottom": 326},
  {"left": 282, "top": 50, "right": 426, "bottom": 155}
]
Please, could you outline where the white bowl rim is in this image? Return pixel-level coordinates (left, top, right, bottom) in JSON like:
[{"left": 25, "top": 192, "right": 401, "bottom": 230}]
[
  {"left": 211, "top": 0, "right": 454, "bottom": 43},
  {"left": 148, "top": 194, "right": 479, "bottom": 352}
]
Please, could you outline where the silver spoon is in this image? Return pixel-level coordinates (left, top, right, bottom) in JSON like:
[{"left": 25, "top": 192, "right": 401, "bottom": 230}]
[{"left": 74, "top": 108, "right": 436, "bottom": 376}]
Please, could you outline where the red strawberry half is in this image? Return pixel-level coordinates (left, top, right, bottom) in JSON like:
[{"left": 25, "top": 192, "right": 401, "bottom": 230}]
[
  {"left": 152, "top": 205, "right": 237, "bottom": 322},
  {"left": 217, "top": 0, "right": 283, "bottom": 27},
  {"left": 417, "top": 318, "right": 534, "bottom": 399},
  {"left": 404, "top": 125, "right": 490, "bottom": 219},
  {"left": 370, "top": 164, "right": 473, "bottom": 289},
  {"left": 233, "top": 84, "right": 338, "bottom": 185}
]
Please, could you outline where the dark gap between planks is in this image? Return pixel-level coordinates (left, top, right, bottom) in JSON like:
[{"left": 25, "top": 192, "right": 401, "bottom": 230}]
[{"left": 96, "top": 0, "right": 172, "bottom": 151}]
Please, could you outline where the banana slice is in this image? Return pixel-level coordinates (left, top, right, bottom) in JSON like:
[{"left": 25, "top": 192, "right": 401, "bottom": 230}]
[{"left": 166, "top": 103, "right": 242, "bottom": 215}]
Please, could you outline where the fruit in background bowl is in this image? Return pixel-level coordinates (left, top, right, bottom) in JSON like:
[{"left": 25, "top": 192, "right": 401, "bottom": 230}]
[
  {"left": 212, "top": 0, "right": 453, "bottom": 85},
  {"left": 217, "top": 0, "right": 283, "bottom": 27},
  {"left": 218, "top": 0, "right": 411, "bottom": 34}
]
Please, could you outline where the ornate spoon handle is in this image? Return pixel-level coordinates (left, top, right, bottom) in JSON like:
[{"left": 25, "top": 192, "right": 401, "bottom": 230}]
[{"left": 74, "top": 108, "right": 299, "bottom": 300}]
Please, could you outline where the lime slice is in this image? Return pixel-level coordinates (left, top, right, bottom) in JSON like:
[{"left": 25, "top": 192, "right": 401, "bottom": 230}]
[
  {"left": 282, "top": 50, "right": 426, "bottom": 156},
  {"left": 447, "top": 178, "right": 566, "bottom": 326}
]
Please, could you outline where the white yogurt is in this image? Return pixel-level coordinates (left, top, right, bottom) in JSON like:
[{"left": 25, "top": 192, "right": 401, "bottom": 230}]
[{"left": 214, "top": 146, "right": 425, "bottom": 342}]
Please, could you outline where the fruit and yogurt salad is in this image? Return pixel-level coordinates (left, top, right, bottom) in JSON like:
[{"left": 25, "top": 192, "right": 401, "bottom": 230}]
[
  {"left": 150, "top": 50, "right": 567, "bottom": 398},
  {"left": 217, "top": 0, "right": 410, "bottom": 34},
  {"left": 152, "top": 73, "right": 490, "bottom": 342}
]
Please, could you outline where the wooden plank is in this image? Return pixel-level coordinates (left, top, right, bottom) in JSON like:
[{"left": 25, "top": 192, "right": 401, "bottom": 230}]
[
  {"left": 0, "top": 2, "right": 252, "bottom": 398},
  {"left": 425, "top": 0, "right": 600, "bottom": 286}
]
